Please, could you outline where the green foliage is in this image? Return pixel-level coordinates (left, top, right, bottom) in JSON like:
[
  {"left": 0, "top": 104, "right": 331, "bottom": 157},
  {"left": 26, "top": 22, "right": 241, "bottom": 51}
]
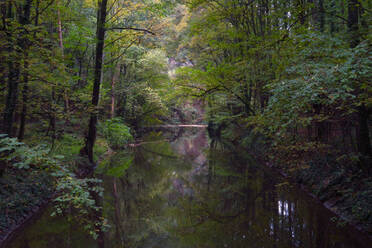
[
  {"left": 112, "top": 47, "right": 171, "bottom": 126},
  {"left": 0, "top": 169, "right": 52, "bottom": 234},
  {"left": 52, "top": 134, "right": 85, "bottom": 161},
  {"left": 100, "top": 118, "right": 133, "bottom": 149},
  {"left": 101, "top": 151, "right": 134, "bottom": 178},
  {"left": 106, "top": 159, "right": 132, "bottom": 178},
  {"left": 0, "top": 134, "right": 105, "bottom": 238},
  {"left": 253, "top": 34, "right": 371, "bottom": 142}
]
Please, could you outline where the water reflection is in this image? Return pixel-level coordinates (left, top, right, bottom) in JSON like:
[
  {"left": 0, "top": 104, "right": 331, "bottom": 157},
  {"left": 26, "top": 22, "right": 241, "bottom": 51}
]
[{"left": 6, "top": 128, "right": 371, "bottom": 248}]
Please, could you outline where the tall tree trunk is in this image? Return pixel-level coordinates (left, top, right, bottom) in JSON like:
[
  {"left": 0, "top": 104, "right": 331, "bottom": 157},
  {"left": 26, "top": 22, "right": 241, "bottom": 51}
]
[
  {"left": 348, "top": 0, "right": 372, "bottom": 160},
  {"left": 49, "top": 87, "right": 56, "bottom": 148},
  {"left": 297, "top": 0, "right": 306, "bottom": 25},
  {"left": 3, "top": 0, "right": 32, "bottom": 136},
  {"left": 81, "top": 0, "right": 108, "bottom": 167},
  {"left": 318, "top": 0, "right": 325, "bottom": 32},
  {"left": 110, "top": 63, "right": 120, "bottom": 119},
  {"left": 329, "top": 0, "right": 336, "bottom": 33},
  {"left": 357, "top": 105, "right": 371, "bottom": 157},
  {"left": 347, "top": 0, "right": 359, "bottom": 47},
  {"left": 57, "top": 8, "right": 64, "bottom": 56},
  {"left": 18, "top": 52, "right": 29, "bottom": 140},
  {"left": 18, "top": 0, "right": 32, "bottom": 140},
  {"left": 4, "top": 59, "right": 20, "bottom": 136},
  {"left": 57, "top": 3, "right": 71, "bottom": 128},
  {"left": 2, "top": 2, "right": 19, "bottom": 136}
]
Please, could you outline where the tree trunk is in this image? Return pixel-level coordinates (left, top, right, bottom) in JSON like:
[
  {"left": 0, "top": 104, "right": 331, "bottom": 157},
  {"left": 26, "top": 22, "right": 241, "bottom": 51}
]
[
  {"left": 4, "top": 60, "right": 20, "bottom": 136},
  {"left": 57, "top": 3, "right": 71, "bottom": 128},
  {"left": 329, "top": 0, "right": 336, "bottom": 33},
  {"left": 111, "top": 63, "right": 120, "bottom": 119},
  {"left": 18, "top": 52, "right": 29, "bottom": 140},
  {"left": 57, "top": 8, "right": 64, "bottom": 56},
  {"left": 81, "top": 0, "right": 108, "bottom": 166},
  {"left": 347, "top": 0, "right": 359, "bottom": 47},
  {"left": 2, "top": 2, "right": 19, "bottom": 136},
  {"left": 357, "top": 105, "right": 371, "bottom": 157},
  {"left": 318, "top": 0, "right": 325, "bottom": 32},
  {"left": 4, "top": 0, "right": 33, "bottom": 137},
  {"left": 18, "top": 0, "right": 32, "bottom": 140},
  {"left": 348, "top": 0, "right": 371, "bottom": 159}
]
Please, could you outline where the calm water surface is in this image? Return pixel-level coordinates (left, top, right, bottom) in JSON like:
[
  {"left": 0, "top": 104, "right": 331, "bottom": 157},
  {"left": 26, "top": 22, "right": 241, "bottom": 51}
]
[{"left": 6, "top": 128, "right": 372, "bottom": 248}]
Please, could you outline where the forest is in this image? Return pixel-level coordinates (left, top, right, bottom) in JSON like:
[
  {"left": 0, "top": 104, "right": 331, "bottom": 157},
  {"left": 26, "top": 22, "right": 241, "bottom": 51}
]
[{"left": 0, "top": 0, "right": 371, "bottom": 247}]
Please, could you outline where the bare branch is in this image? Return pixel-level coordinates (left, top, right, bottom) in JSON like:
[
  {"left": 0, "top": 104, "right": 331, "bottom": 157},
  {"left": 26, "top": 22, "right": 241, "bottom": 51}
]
[{"left": 107, "top": 27, "right": 156, "bottom": 36}]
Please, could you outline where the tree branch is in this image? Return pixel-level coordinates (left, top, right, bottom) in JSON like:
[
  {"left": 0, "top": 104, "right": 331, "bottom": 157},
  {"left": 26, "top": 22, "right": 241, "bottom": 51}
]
[
  {"left": 30, "top": 0, "right": 55, "bottom": 23},
  {"left": 106, "top": 27, "right": 156, "bottom": 36},
  {"left": 104, "top": 39, "right": 138, "bottom": 65}
]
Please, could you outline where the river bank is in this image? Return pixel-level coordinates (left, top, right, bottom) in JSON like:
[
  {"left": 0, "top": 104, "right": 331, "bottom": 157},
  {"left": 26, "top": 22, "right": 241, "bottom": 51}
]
[
  {"left": 231, "top": 133, "right": 372, "bottom": 238},
  {"left": 0, "top": 198, "right": 51, "bottom": 248},
  {"left": 0, "top": 168, "right": 53, "bottom": 247},
  {"left": 263, "top": 157, "right": 372, "bottom": 240},
  {"left": 0, "top": 131, "right": 110, "bottom": 248},
  {"left": 211, "top": 121, "right": 372, "bottom": 239}
]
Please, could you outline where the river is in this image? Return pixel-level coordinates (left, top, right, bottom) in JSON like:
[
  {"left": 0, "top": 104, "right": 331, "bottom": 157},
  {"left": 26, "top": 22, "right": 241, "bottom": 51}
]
[{"left": 5, "top": 127, "right": 371, "bottom": 248}]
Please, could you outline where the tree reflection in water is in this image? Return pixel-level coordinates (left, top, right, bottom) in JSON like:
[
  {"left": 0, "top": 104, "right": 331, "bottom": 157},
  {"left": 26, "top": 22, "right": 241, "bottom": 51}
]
[
  {"left": 7, "top": 128, "right": 371, "bottom": 248},
  {"left": 103, "top": 128, "right": 369, "bottom": 248}
]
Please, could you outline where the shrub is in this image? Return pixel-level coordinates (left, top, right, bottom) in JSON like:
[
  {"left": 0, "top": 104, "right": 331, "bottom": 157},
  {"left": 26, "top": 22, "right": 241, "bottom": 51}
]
[
  {"left": 0, "top": 134, "right": 106, "bottom": 238},
  {"left": 101, "top": 118, "right": 133, "bottom": 149}
]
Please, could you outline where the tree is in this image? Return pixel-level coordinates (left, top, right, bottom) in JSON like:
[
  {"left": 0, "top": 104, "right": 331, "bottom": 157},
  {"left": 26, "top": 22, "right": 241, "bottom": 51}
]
[
  {"left": 347, "top": 0, "right": 371, "bottom": 159},
  {"left": 80, "top": 0, "right": 109, "bottom": 164}
]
